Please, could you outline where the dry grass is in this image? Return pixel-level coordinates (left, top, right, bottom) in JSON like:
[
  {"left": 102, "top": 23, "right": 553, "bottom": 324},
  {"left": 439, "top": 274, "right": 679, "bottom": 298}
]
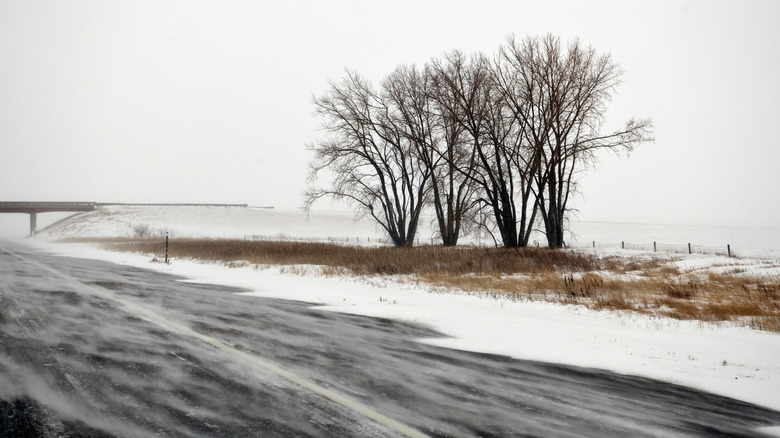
[
  {"left": 67, "top": 237, "right": 780, "bottom": 332},
  {"left": 419, "top": 270, "right": 780, "bottom": 332},
  {"left": 83, "top": 237, "right": 608, "bottom": 275}
]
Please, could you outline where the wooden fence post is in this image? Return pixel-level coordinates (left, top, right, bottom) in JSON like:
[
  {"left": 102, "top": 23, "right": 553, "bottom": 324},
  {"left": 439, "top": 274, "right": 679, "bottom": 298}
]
[
  {"left": 621, "top": 241, "right": 625, "bottom": 249},
  {"left": 727, "top": 244, "right": 731, "bottom": 257},
  {"left": 653, "top": 241, "right": 657, "bottom": 252},
  {"left": 688, "top": 243, "right": 691, "bottom": 254}
]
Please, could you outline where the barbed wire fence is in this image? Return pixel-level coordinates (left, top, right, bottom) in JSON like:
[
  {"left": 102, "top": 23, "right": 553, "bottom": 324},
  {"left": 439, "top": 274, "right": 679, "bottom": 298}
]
[
  {"left": 567, "top": 241, "right": 734, "bottom": 257},
  {"left": 244, "top": 234, "right": 737, "bottom": 257},
  {"left": 243, "top": 234, "right": 485, "bottom": 246},
  {"left": 243, "top": 234, "right": 396, "bottom": 245}
]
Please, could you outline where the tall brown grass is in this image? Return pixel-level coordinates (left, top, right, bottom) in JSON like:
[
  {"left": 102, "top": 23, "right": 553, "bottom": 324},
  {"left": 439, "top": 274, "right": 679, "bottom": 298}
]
[
  {"left": 68, "top": 237, "right": 780, "bottom": 332},
  {"left": 90, "top": 237, "right": 612, "bottom": 275}
]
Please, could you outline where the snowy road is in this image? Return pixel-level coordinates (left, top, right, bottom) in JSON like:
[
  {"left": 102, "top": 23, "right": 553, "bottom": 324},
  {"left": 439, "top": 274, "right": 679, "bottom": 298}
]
[{"left": 1, "top": 242, "right": 779, "bottom": 437}]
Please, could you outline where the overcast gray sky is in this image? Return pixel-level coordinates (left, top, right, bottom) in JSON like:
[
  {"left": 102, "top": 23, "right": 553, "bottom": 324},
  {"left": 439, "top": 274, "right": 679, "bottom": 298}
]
[{"left": 1, "top": 0, "right": 778, "bottom": 228}]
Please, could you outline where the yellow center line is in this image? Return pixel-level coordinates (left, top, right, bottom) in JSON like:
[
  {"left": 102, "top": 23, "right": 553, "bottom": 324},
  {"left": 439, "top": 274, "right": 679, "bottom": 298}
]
[{"left": 3, "top": 246, "right": 430, "bottom": 438}]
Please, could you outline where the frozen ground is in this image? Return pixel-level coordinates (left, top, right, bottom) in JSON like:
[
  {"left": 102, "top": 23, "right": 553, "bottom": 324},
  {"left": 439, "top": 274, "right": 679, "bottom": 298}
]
[{"left": 15, "top": 206, "right": 780, "bottom": 423}]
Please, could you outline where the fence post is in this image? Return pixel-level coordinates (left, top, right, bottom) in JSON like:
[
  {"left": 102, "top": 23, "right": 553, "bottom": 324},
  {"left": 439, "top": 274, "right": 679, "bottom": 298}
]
[
  {"left": 688, "top": 243, "right": 691, "bottom": 254},
  {"left": 727, "top": 244, "right": 731, "bottom": 258},
  {"left": 653, "top": 241, "right": 657, "bottom": 253},
  {"left": 621, "top": 241, "right": 625, "bottom": 249},
  {"left": 592, "top": 241, "right": 595, "bottom": 248},
  {"left": 164, "top": 232, "right": 169, "bottom": 264}
]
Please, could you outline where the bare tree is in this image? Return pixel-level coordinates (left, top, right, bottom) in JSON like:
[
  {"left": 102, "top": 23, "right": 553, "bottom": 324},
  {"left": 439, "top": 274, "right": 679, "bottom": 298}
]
[
  {"left": 430, "top": 51, "right": 536, "bottom": 248},
  {"left": 500, "top": 35, "right": 653, "bottom": 248},
  {"left": 486, "top": 51, "right": 544, "bottom": 247},
  {"left": 305, "top": 70, "right": 430, "bottom": 246},
  {"left": 382, "top": 65, "right": 450, "bottom": 244},
  {"left": 402, "top": 62, "right": 480, "bottom": 246}
]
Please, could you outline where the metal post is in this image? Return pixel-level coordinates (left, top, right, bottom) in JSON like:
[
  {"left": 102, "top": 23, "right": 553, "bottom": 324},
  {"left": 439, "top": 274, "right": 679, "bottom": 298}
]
[{"left": 165, "top": 233, "right": 169, "bottom": 264}]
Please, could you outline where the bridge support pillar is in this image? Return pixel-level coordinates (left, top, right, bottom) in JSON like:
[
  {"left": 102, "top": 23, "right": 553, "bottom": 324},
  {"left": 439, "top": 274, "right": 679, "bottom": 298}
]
[{"left": 30, "top": 212, "right": 37, "bottom": 236}]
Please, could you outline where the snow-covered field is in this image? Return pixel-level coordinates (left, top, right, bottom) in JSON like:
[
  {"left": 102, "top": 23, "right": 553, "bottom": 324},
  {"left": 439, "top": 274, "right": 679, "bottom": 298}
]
[
  {"left": 14, "top": 206, "right": 780, "bottom": 421},
  {"left": 15, "top": 204, "right": 780, "bottom": 259}
]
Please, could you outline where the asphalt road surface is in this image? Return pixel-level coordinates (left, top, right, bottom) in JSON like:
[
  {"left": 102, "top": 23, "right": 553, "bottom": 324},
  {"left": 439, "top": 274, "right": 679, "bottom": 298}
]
[{"left": 1, "top": 241, "right": 779, "bottom": 437}]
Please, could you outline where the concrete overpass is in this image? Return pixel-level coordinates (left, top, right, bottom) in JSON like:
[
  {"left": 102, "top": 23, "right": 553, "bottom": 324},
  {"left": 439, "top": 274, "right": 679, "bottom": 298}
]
[
  {"left": 0, "top": 202, "right": 247, "bottom": 236},
  {"left": 0, "top": 202, "right": 98, "bottom": 236}
]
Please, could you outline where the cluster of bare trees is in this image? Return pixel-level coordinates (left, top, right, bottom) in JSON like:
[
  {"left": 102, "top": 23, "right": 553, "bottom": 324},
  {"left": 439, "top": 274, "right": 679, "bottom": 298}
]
[{"left": 305, "top": 35, "right": 653, "bottom": 248}]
